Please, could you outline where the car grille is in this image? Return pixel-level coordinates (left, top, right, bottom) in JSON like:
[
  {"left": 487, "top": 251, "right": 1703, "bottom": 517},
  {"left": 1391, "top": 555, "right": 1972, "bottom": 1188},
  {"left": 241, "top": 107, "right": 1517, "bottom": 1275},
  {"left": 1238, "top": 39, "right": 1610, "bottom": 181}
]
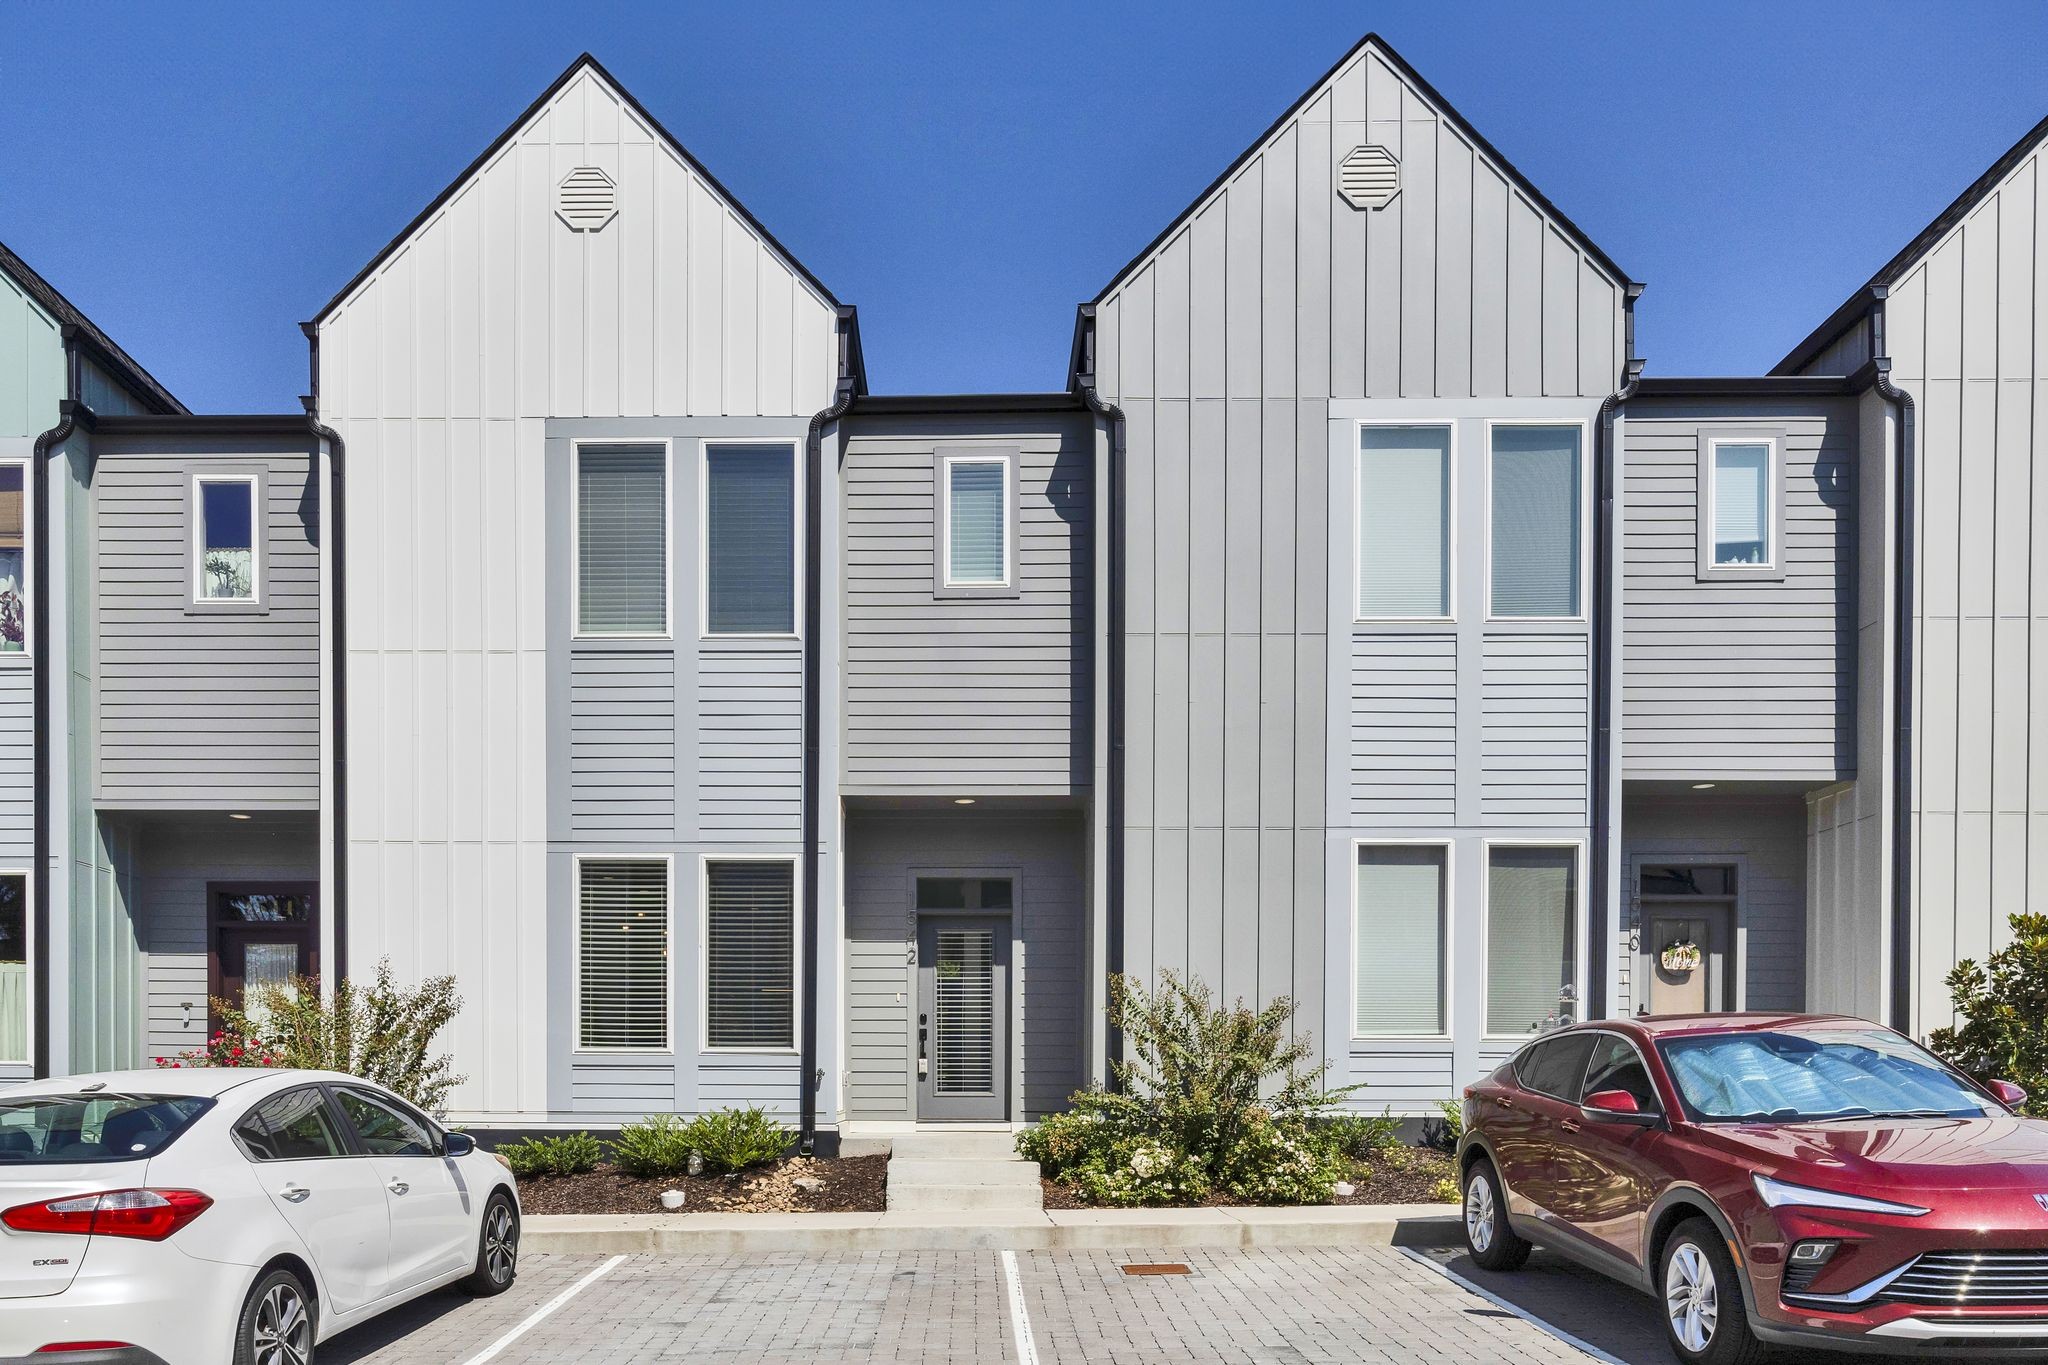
[{"left": 1878, "top": 1252, "right": 2048, "bottom": 1307}]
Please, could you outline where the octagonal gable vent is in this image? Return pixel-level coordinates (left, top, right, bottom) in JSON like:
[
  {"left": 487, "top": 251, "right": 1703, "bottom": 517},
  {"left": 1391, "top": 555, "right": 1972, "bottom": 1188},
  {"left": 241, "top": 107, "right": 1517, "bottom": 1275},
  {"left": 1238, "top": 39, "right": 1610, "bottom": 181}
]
[
  {"left": 1337, "top": 145, "right": 1400, "bottom": 211},
  {"left": 555, "top": 166, "right": 618, "bottom": 232}
]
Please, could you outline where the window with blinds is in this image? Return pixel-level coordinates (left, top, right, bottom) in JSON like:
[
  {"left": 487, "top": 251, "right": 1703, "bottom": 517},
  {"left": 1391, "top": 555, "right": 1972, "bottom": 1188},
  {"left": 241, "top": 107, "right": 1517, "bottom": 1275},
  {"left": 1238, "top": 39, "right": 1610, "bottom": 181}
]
[
  {"left": 1485, "top": 846, "right": 1578, "bottom": 1036},
  {"left": 1712, "top": 442, "right": 1772, "bottom": 566},
  {"left": 1489, "top": 426, "right": 1581, "bottom": 617},
  {"left": 704, "top": 860, "right": 795, "bottom": 1050},
  {"left": 945, "top": 457, "right": 1009, "bottom": 586},
  {"left": 575, "top": 859, "right": 670, "bottom": 1051},
  {"left": 1357, "top": 426, "right": 1451, "bottom": 617},
  {"left": 0, "top": 463, "right": 23, "bottom": 654},
  {"left": 575, "top": 445, "right": 668, "bottom": 635},
  {"left": 1354, "top": 845, "right": 1447, "bottom": 1035},
  {"left": 705, "top": 443, "right": 796, "bottom": 635}
]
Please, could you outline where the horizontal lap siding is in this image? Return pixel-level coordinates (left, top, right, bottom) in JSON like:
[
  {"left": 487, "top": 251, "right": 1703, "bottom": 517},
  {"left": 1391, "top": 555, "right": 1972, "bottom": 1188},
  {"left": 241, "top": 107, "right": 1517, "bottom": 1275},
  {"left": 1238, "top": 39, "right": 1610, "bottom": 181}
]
[
  {"left": 1622, "top": 402, "right": 1856, "bottom": 782},
  {"left": 699, "top": 648, "right": 801, "bottom": 845},
  {"left": 1482, "top": 635, "right": 1589, "bottom": 824},
  {"left": 569, "top": 650, "right": 674, "bottom": 837},
  {"left": 0, "top": 671, "right": 28, "bottom": 863},
  {"left": 1351, "top": 633, "right": 1455, "bottom": 824}
]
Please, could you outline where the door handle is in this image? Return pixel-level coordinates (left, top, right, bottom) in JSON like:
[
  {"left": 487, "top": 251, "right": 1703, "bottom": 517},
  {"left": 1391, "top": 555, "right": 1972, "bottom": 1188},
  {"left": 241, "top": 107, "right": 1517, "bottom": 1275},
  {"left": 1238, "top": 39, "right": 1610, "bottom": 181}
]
[
  {"left": 279, "top": 1183, "right": 310, "bottom": 1203},
  {"left": 1560, "top": 1119, "right": 1581, "bottom": 1135},
  {"left": 1496, "top": 1097, "right": 1515, "bottom": 1110},
  {"left": 387, "top": 1179, "right": 410, "bottom": 1196}
]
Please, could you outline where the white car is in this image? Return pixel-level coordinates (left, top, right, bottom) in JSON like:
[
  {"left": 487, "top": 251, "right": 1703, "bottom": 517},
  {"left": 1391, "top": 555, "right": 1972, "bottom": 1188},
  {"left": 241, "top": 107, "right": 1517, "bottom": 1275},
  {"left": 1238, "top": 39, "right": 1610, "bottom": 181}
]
[{"left": 0, "top": 1069, "right": 519, "bottom": 1365}]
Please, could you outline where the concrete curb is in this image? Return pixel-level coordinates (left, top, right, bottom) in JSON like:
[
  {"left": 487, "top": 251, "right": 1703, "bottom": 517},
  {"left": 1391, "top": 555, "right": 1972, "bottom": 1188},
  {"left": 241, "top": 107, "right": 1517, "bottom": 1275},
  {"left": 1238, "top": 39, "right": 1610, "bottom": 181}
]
[{"left": 521, "top": 1204, "right": 1462, "bottom": 1254}]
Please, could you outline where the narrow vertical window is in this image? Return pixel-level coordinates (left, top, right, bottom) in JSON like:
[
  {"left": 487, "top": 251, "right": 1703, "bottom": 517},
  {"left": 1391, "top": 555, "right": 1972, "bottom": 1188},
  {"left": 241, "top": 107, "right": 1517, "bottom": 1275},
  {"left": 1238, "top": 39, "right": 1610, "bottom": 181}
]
[
  {"left": 0, "top": 874, "right": 23, "bottom": 1063},
  {"left": 0, "top": 464, "right": 24, "bottom": 653},
  {"left": 576, "top": 859, "right": 670, "bottom": 1051},
  {"left": 704, "top": 860, "right": 795, "bottom": 1049},
  {"left": 575, "top": 445, "right": 668, "bottom": 635},
  {"left": 1489, "top": 426, "right": 1581, "bottom": 617},
  {"left": 1711, "top": 442, "right": 1772, "bottom": 567},
  {"left": 196, "top": 476, "right": 257, "bottom": 602},
  {"left": 1357, "top": 426, "right": 1451, "bottom": 618},
  {"left": 1354, "top": 845, "right": 1447, "bottom": 1035},
  {"left": 704, "top": 444, "right": 796, "bottom": 635},
  {"left": 1486, "top": 846, "right": 1579, "bottom": 1035},
  {"left": 944, "top": 457, "right": 1009, "bottom": 586}
]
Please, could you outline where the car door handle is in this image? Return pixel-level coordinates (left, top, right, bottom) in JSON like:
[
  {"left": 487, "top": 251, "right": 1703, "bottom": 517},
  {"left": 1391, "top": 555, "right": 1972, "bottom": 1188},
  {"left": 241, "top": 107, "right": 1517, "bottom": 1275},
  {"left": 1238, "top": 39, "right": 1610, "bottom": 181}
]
[
  {"left": 387, "top": 1178, "right": 410, "bottom": 1195},
  {"left": 1559, "top": 1119, "right": 1581, "bottom": 1135},
  {"left": 279, "top": 1183, "right": 311, "bottom": 1203},
  {"left": 1496, "top": 1097, "right": 1515, "bottom": 1110}
]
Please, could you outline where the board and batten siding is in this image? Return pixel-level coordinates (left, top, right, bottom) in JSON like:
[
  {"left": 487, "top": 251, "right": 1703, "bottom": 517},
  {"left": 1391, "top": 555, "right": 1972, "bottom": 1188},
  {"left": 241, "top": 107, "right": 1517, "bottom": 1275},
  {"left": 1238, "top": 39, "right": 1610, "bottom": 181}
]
[
  {"left": 1621, "top": 399, "right": 1858, "bottom": 783},
  {"left": 315, "top": 61, "right": 839, "bottom": 1120},
  {"left": 1094, "top": 36, "right": 1625, "bottom": 1078},
  {"left": 841, "top": 415, "right": 1092, "bottom": 797},
  {"left": 91, "top": 437, "right": 321, "bottom": 808}
]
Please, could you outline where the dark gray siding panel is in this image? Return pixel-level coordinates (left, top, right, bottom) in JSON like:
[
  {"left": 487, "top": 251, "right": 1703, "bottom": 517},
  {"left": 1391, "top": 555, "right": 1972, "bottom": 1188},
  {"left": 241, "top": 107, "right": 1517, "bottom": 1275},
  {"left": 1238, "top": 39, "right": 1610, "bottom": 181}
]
[
  {"left": 92, "top": 437, "right": 321, "bottom": 808},
  {"left": 569, "top": 649, "right": 675, "bottom": 838}
]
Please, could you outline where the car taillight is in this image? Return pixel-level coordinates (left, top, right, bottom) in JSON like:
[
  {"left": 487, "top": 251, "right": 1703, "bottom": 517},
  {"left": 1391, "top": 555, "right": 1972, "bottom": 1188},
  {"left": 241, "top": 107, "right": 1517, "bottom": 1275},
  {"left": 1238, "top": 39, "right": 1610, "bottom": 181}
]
[{"left": 1, "top": 1189, "right": 212, "bottom": 1241}]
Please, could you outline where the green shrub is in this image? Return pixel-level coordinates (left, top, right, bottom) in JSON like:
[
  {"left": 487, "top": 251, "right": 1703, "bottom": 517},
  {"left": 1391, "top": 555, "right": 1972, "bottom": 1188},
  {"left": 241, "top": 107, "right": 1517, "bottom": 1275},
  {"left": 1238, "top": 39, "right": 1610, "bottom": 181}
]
[
  {"left": 1421, "top": 1098, "right": 1465, "bottom": 1153},
  {"left": 681, "top": 1106, "right": 792, "bottom": 1174},
  {"left": 496, "top": 1132, "right": 603, "bottom": 1179},
  {"left": 1931, "top": 912, "right": 2048, "bottom": 1116},
  {"left": 611, "top": 1113, "right": 695, "bottom": 1177},
  {"left": 1320, "top": 1110, "right": 1401, "bottom": 1160},
  {"left": 1431, "top": 1175, "right": 1460, "bottom": 1204}
]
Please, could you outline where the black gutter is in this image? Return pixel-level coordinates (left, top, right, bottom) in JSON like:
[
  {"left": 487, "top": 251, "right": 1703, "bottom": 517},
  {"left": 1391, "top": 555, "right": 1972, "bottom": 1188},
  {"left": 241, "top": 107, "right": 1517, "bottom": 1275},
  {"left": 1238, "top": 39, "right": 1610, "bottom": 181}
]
[
  {"left": 300, "top": 323, "right": 350, "bottom": 983},
  {"left": 797, "top": 306, "right": 861, "bottom": 1156},
  {"left": 1069, "top": 306, "right": 1125, "bottom": 1075},
  {"left": 29, "top": 335, "right": 86, "bottom": 1078},
  {"left": 90, "top": 414, "right": 315, "bottom": 437},
  {"left": 1589, "top": 286, "right": 1644, "bottom": 1024},
  {"left": 1865, "top": 292, "right": 1916, "bottom": 1035},
  {"left": 1633, "top": 375, "right": 1859, "bottom": 399}
]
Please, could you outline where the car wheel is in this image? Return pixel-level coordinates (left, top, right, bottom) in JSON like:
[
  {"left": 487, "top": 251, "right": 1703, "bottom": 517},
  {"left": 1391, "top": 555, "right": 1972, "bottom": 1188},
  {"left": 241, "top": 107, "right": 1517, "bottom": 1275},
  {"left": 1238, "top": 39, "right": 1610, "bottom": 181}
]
[
  {"left": 234, "top": 1265, "right": 317, "bottom": 1365},
  {"left": 1660, "top": 1219, "right": 1767, "bottom": 1365},
  {"left": 1461, "top": 1159, "right": 1530, "bottom": 1272},
  {"left": 462, "top": 1190, "right": 520, "bottom": 1296}
]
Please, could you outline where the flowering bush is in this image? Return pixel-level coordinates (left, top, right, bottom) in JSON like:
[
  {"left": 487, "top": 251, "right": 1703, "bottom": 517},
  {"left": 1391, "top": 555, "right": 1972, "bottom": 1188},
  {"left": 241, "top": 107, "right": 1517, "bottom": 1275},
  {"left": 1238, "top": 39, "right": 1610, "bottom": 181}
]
[{"left": 154, "top": 1028, "right": 279, "bottom": 1070}]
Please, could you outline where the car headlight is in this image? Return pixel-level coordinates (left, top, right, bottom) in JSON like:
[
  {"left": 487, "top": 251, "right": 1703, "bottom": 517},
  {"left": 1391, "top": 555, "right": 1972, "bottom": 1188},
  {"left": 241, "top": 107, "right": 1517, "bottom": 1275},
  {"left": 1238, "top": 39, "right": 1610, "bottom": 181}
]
[{"left": 1752, "top": 1173, "right": 1929, "bottom": 1217}]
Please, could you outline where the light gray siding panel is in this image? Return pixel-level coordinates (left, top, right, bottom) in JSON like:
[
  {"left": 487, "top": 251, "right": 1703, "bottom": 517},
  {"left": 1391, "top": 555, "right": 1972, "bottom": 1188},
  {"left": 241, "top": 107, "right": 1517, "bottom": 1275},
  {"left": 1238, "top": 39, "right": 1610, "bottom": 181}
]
[
  {"left": 1350, "top": 633, "right": 1456, "bottom": 824},
  {"left": 1482, "top": 634, "right": 1589, "bottom": 825},
  {"left": 569, "top": 650, "right": 675, "bottom": 837},
  {"left": 0, "top": 670, "right": 28, "bottom": 863}
]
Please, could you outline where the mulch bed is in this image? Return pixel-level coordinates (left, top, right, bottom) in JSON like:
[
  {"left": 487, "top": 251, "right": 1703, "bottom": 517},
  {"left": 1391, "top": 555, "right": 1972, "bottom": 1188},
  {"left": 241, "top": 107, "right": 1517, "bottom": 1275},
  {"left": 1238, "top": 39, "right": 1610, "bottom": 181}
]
[
  {"left": 1038, "top": 1144, "right": 1457, "bottom": 1210},
  {"left": 514, "top": 1154, "right": 888, "bottom": 1215}
]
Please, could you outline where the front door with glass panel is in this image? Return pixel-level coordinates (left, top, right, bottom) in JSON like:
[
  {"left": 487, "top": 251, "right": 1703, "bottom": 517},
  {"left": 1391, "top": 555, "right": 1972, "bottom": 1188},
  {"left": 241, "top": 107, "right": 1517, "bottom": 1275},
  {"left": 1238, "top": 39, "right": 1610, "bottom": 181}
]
[
  {"left": 1636, "top": 865, "right": 1735, "bottom": 1015},
  {"left": 913, "top": 877, "right": 1011, "bottom": 1122},
  {"left": 210, "top": 884, "right": 318, "bottom": 1036}
]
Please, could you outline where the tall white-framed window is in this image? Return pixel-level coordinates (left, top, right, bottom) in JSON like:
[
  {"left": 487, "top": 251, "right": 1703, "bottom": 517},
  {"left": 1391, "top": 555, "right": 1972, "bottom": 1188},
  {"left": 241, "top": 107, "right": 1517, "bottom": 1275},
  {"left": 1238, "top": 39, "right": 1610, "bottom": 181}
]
[
  {"left": 700, "top": 855, "right": 798, "bottom": 1053},
  {"left": 0, "top": 869, "right": 28, "bottom": 1065},
  {"left": 0, "top": 460, "right": 28, "bottom": 655},
  {"left": 1486, "top": 423, "right": 1584, "bottom": 620},
  {"left": 1483, "top": 841, "right": 1584, "bottom": 1038},
  {"left": 572, "top": 441, "right": 671, "bottom": 638},
  {"left": 1352, "top": 841, "right": 1450, "bottom": 1038},
  {"left": 1355, "top": 424, "right": 1453, "bottom": 620},
  {"left": 941, "top": 453, "right": 1012, "bottom": 588},
  {"left": 193, "top": 474, "right": 260, "bottom": 604},
  {"left": 701, "top": 441, "right": 798, "bottom": 638},
  {"left": 1706, "top": 438, "right": 1777, "bottom": 570},
  {"left": 573, "top": 856, "right": 673, "bottom": 1052}
]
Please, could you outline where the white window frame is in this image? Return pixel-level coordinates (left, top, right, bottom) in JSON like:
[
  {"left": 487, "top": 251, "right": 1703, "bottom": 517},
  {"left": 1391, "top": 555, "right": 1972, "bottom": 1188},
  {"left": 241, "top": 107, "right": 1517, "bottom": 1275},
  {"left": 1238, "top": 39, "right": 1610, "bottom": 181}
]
[
  {"left": 697, "top": 439, "right": 802, "bottom": 642},
  {"left": 0, "top": 866, "right": 32, "bottom": 1068},
  {"left": 1704, "top": 435, "right": 1780, "bottom": 573},
  {"left": 1349, "top": 837, "right": 1454, "bottom": 1041},
  {"left": 1481, "top": 419, "right": 1590, "bottom": 623},
  {"left": 940, "top": 453, "right": 1014, "bottom": 589},
  {"left": 0, "top": 458, "right": 30, "bottom": 661},
  {"left": 570, "top": 852, "right": 675, "bottom": 1055},
  {"left": 1479, "top": 837, "right": 1589, "bottom": 1043},
  {"left": 191, "top": 472, "right": 262, "bottom": 605},
  {"left": 570, "top": 439, "right": 674, "bottom": 641},
  {"left": 1353, "top": 420, "right": 1457, "bottom": 623},
  {"left": 698, "top": 852, "right": 802, "bottom": 1056}
]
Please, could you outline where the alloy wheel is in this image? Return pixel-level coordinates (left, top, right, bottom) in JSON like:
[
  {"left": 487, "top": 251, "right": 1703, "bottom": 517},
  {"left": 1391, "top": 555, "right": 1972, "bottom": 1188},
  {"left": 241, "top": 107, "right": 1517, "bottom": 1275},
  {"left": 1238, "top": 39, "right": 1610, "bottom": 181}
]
[
  {"left": 253, "top": 1280, "right": 312, "bottom": 1365},
  {"left": 1464, "top": 1176, "right": 1496, "bottom": 1254},
  {"left": 1665, "top": 1242, "right": 1719, "bottom": 1354},
  {"left": 485, "top": 1202, "right": 518, "bottom": 1284}
]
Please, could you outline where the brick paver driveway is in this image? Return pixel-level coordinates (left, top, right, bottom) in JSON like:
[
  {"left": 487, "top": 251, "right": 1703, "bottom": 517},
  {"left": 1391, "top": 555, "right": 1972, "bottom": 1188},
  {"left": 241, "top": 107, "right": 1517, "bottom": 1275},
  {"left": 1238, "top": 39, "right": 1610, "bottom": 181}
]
[{"left": 323, "top": 1247, "right": 1599, "bottom": 1364}]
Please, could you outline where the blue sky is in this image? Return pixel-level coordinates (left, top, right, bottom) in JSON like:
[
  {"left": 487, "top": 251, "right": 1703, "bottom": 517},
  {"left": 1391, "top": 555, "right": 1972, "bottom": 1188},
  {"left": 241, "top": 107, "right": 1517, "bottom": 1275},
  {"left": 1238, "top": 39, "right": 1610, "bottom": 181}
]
[{"left": 3, "top": 2, "right": 2045, "bottom": 409}]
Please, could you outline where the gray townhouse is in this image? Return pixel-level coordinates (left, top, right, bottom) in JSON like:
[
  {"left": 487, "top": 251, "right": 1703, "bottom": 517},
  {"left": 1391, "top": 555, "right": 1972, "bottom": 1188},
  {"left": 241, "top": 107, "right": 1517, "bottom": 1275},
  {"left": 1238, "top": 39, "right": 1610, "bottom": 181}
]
[{"left": 8, "top": 33, "right": 2048, "bottom": 1141}]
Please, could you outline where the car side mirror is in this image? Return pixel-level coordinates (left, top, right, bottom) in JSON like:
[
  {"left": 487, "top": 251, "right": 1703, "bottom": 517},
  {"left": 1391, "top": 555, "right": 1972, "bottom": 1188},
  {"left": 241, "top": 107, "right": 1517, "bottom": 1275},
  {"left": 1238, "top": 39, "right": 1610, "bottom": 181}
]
[
  {"left": 441, "top": 1131, "right": 476, "bottom": 1157},
  {"left": 1990, "top": 1079, "right": 2030, "bottom": 1109},
  {"left": 1582, "top": 1089, "right": 1661, "bottom": 1126}
]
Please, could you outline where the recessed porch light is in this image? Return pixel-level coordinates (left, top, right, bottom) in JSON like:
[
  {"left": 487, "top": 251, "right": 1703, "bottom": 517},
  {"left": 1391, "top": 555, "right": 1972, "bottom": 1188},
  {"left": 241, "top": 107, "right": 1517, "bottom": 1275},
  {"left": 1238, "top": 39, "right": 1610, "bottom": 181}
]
[
  {"left": 954, "top": 798, "right": 976, "bottom": 805},
  {"left": 1690, "top": 783, "right": 1716, "bottom": 790},
  {"left": 228, "top": 812, "right": 252, "bottom": 820}
]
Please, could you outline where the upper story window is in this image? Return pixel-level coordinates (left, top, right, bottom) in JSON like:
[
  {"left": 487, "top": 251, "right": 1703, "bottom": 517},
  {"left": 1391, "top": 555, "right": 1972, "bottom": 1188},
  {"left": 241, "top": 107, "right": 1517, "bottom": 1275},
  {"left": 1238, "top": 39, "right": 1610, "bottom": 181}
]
[
  {"left": 1488, "top": 425, "right": 1581, "bottom": 618},
  {"left": 1353, "top": 843, "right": 1447, "bottom": 1036},
  {"left": 942, "top": 455, "right": 1011, "bottom": 588},
  {"left": 1699, "top": 433, "right": 1783, "bottom": 579},
  {"left": 195, "top": 475, "right": 258, "bottom": 603},
  {"left": 0, "top": 463, "right": 24, "bottom": 654},
  {"left": 575, "top": 444, "right": 669, "bottom": 637},
  {"left": 1356, "top": 426, "right": 1451, "bottom": 619},
  {"left": 704, "top": 443, "right": 796, "bottom": 636}
]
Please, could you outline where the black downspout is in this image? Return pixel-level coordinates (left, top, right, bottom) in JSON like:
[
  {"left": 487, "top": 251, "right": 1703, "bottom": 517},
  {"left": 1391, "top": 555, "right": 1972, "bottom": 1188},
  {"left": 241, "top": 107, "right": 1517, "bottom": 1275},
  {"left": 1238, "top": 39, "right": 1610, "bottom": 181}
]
[
  {"left": 30, "top": 335, "right": 85, "bottom": 1078},
  {"left": 1070, "top": 306, "right": 1125, "bottom": 1076},
  {"left": 1589, "top": 288, "right": 1644, "bottom": 1023},
  {"left": 797, "top": 307, "right": 858, "bottom": 1156},
  {"left": 1867, "top": 293, "right": 1916, "bottom": 1035},
  {"left": 300, "top": 323, "right": 348, "bottom": 982}
]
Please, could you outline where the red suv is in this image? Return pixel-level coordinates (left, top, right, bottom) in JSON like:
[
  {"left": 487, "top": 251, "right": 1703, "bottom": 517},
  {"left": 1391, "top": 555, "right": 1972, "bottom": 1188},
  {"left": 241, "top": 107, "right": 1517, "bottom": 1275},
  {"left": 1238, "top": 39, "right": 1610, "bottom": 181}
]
[{"left": 1458, "top": 1013, "right": 2048, "bottom": 1362}]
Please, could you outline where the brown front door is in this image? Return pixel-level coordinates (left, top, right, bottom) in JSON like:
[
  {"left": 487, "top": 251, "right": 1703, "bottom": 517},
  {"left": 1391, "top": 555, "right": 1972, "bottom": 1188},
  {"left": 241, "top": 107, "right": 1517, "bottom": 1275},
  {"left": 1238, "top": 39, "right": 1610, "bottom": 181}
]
[{"left": 209, "top": 885, "right": 318, "bottom": 1036}]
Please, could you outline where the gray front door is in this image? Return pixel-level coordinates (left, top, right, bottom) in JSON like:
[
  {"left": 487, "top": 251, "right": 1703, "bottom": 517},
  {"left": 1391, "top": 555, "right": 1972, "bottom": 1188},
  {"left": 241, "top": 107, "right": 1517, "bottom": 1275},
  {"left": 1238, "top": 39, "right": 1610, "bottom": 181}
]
[{"left": 916, "top": 915, "right": 1009, "bottom": 1121}]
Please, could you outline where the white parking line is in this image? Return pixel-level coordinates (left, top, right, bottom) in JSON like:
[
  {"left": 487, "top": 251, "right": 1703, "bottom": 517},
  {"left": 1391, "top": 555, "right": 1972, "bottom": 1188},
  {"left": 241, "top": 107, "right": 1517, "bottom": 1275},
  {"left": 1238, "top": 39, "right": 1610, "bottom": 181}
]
[
  {"left": 1397, "top": 1247, "right": 1626, "bottom": 1365},
  {"left": 999, "top": 1248, "right": 1041, "bottom": 1365},
  {"left": 458, "top": 1254, "right": 628, "bottom": 1365}
]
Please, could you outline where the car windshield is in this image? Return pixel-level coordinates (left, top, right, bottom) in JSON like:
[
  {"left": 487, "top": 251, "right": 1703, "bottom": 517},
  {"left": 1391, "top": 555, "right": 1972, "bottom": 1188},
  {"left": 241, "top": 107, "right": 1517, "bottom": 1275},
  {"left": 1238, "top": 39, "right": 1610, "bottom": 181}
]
[
  {"left": 0, "top": 1093, "right": 214, "bottom": 1163},
  {"left": 1656, "top": 1028, "right": 1996, "bottom": 1123}
]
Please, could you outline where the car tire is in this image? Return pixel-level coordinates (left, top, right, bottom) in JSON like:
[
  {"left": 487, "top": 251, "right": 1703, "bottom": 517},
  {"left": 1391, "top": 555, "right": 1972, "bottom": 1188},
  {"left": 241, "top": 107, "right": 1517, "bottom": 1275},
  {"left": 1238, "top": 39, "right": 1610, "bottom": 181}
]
[
  {"left": 1461, "top": 1158, "right": 1531, "bottom": 1272},
  {"left": 234, "top": 1265, "right": 318, "bottom": 1365},
  {"left": 462, "top": 1189, "right": 521, "bottom": 1296},
  {"left": 1659, "top": 1218, "right": 1767, "bottom": 1365}
]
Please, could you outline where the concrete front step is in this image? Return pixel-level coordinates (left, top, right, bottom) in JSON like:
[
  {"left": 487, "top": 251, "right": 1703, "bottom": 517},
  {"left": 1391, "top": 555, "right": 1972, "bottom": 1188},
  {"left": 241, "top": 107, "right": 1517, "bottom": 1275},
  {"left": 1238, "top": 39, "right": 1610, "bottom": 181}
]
[
  {"left": 886, "top": 1131, "right": 1024, "bottom": 1161},
  {"left": 888, "top": 1158, "right": 1041, "bottom": 1187}
]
